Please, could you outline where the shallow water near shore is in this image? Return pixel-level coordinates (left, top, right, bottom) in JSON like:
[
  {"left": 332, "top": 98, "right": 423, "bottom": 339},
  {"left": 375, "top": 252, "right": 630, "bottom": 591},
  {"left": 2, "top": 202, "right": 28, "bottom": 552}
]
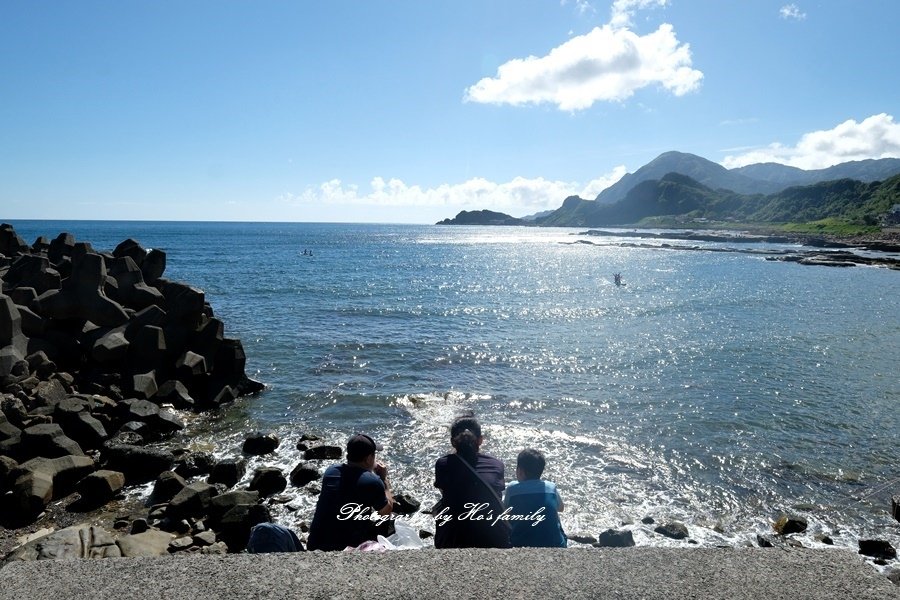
[{"left": 8, "top": 220, "right": 900, "bottom": 553}]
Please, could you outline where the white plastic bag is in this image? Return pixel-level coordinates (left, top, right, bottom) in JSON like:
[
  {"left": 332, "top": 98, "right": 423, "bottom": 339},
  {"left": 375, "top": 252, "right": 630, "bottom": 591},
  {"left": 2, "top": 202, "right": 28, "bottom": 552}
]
[{"left": 381, "top": 520, "right": 424, "bottom": 550}]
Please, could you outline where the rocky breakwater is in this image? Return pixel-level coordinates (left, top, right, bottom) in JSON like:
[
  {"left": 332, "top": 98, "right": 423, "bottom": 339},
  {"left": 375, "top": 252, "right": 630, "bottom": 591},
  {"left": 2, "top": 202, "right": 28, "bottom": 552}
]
[{"left": 0, "top": 223, "right": 264, "bottom": 555}]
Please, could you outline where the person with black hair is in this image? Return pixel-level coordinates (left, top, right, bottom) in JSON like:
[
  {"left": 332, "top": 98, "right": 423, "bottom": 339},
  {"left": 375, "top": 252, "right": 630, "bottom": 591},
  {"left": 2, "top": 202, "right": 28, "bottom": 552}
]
[
  {"left": 432, "top": 414, "right": 511, "bottom": 548},
  {"left": 503, "top": 448, "right": 567, "bottom": 547},
  {"left": 307, "top": 433, "right": 394, "bottom": 551}
]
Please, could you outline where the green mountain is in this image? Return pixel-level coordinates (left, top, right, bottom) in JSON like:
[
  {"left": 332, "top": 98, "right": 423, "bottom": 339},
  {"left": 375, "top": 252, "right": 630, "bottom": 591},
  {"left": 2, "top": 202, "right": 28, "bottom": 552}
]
[
  {"left": 533, "top": 172, "right": 900, "bottom": 228},
  {"left": 436, "top": 209, "right": 524, "bottom": 226}
]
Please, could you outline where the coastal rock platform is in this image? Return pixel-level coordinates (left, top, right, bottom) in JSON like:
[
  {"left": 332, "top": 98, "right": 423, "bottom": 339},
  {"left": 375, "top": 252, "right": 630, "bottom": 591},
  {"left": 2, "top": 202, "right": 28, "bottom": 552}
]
[{"left": 1, "top": 547, "right": 898, "bottom": 600}]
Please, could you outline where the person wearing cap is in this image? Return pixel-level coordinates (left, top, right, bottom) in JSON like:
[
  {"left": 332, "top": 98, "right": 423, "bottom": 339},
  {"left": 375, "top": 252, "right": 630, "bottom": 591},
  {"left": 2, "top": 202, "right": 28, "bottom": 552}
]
[{"left": 307, "top": 433, "right": 394, "bottom": 551}]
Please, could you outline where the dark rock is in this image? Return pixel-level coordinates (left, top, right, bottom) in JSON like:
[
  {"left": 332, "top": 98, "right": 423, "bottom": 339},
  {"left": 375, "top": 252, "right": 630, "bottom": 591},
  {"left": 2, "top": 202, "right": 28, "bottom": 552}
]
[
  {"left": 304, "top": 445, "right": 342, "bottom": 461},
  {"left": 248, "top": 467, "right": 287, "bottom": 497},
  {"left": 4, "top": 255, "right": 60, "bottom": 294},
  {"left": 892, "top": 495, "right": 900, "bottom": 524},
  {"left": 176, "top": 350, "right": 207, "bottom": 378},
  {"left": 167, "top": 481, "right": 219, "bottom": 520},
  {"left": 102, "top": 443, "right": 174, "bottom": 483},
  {"left": 113, "top": 238, "right": 148, "bottom": 265},
  {"left": 131, "top": 370, "right": 159, "bottom": 400},
  {"left": 155, "top": 380, "right": 194, "bottom": 410},
  {"left": 208, "top": 458, "right": 247, "bottom": 488},
  {"left": 859, "top": 539, "right": 897, "bottom": 560},
  {"left": 8, "top": 287, "right": 39, "bottom": 310},
  {"left": 21, "top": 423, "right": 85, "bottom": 458},
  {"left": 10, "top": 455, "right": 95, "bottom": 518},
  {"left": 168, "top": 536, "right": 194, "bottom": 552},
  {"left": 38, "top": 252, "right": 129, "bottom": 327},
  {"left": 193, "top": 530, "right": 217, "bottom": 547},
  {"left": 12, "top": 469, "right": 54, "bottom": 517},
  {"left": 208, "top": 490, "right": 261, "bottom": 524},
  {"left": 774, "top": 514, "right": 808, "bottom": 535},
  {"left": 887, "top": 569, "right": 900, "bottom": 586},
  {"left": 815, "top": 534, "right": 834, "bottom": 545},
  {"left": 641, "top": 516, "right": 655, "bottom": 525},
  {"left": 131, "top": 518, "right": 150, "bottom": 534},
  {"left": 0, "top": 454, "right": 17, "bottom": 492},
  {"left": 58, "top": 411, "right": 108, "bottom": 451},
  {"left": 289, "top": 462, "right": 320, "bottom": 487},
  {"left": 173, "top": 450, "right": 215, "bottom": 478},
  {"left": 158, "top": 281, "right": 205, "bottom": 326},
  {"left": 757, "top": 534, "right": 805, "bottom": 549},
  {"left": 0, "top": 295, "right": 29, "bottom": 379},
  {"left": 141, "top": 249, "right": 167, "bottom": 284},
  {"left": 392, "top": 493, "right": 421, "bottom": 515},
  {"left": 654, "top": 521, "right": 689, "bottom": 540},
  {"left": 152, "top": 470, "right": 188, "bottom": 503},
  {"left": 2, "top": 396, "right": 28, "bottom": 427},
  {"left": 216, "top": 503, "right": 271, "bottom": 552},
  {"left": 106, "top": 256, "right": 164, "bottom": 311},
  {"left": 243, "top": 432, "right": 280, "bottom": 456},
  {"left": 116, "top": 529, "right": 174, "bottom": 557},
  {"left": 91, "top": 330, "right": 130, "bottom": 364},
  {"left": 74, "top": 469, "right": 125, "bottom": 508},
  {"left": 594, "top": 529, "right": 635, "bottom": 547},
  {"left": 31, "top": 379, "right": 68, "bottom": 408},
  {"left": 418, "top": 529, "right": 433, "bottom": 539}
]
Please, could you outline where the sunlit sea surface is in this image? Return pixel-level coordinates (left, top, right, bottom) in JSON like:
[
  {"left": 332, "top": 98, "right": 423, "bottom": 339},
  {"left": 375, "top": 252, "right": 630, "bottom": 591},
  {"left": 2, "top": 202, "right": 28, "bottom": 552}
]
[{"left": 8, "top": 221, "right": 900, "bottom": 552}]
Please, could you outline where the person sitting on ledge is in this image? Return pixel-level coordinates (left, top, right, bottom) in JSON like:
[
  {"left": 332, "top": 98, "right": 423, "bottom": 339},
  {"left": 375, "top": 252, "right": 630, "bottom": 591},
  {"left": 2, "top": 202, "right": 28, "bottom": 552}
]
[
  {"left": 307, "top": 433, "right": 394, "bottom": 551},
  {"left": 432, "top": 414, "right": 511, "bottom": 548},
  {"left": 503, "top": 448, "right": 567, "bottom": 548},
  {"left": 247, "top": 522, "right": 305, "bottom": 553}
]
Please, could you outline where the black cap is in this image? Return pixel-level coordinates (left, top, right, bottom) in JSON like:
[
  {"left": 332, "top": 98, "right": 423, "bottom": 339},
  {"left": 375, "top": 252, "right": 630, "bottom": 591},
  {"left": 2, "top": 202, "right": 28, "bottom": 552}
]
[{"left": 346, "top": 433, "right": 383, "bottom": 462}]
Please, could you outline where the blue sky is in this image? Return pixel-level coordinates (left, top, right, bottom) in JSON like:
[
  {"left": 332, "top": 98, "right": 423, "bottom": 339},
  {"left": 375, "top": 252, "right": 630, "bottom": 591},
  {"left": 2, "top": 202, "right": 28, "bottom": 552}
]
[{"left": 2, "top": 1, "right": 898, "bottom": 224}]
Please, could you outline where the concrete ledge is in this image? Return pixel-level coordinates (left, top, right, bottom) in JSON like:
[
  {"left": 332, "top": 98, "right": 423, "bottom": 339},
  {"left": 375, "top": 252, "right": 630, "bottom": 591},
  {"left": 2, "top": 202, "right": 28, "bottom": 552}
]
[{"left": 1, "top": 548, "right": 898, "bottom": 600}]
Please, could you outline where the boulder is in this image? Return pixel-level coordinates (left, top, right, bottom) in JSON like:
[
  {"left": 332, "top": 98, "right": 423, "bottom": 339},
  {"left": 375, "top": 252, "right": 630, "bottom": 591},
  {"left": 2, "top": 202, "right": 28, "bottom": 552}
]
[
  {"left": 594, "top": 529, "right": 636, "bottom": 547},
  {"left": 176, "top": 350, "right": 207, "bottom": 378},
  {"left": 190, "top": 317, "right": 224, "bottom": 372},
  {"left": 101, "top": 443, "right": 174, "bottom": 483},
  {"left": 567, "top": 533, "right": 598, "bottom": 545},
  {"left": 106, "top": 256, "right": 164, "bottom": 311},
  {"left": 20, "top": 423, "right": 85, "bottom": 458},
  {"left": 303, "top": 445, "right": 342, "bottom": 461},
  {"left": 131, "top": 370, "right": 159, "bottom": 400},
  {"left": 58, "top": 410, "right": 108, "bottom": 450},
  {"left": 0, "top": 295, "right": 28, "bottom": 379},
  {"left": 248, "top": 467, "right": 287, "bottom": 498},
  {"left": 289, "top": 462, "right": 320, "bottom": 487},
  {"left": 2, "top": 396, "right": 28, "bottom": 427},
  {"left": 0, "top": 223, "right": 29, "bottom": 257},
  {"left": 208, "top": 490, "right": 261, "bottom": 524},
  {"left": 173, "top": 450, "right": 215, "bottom": 478},
  {"left": 116, "top": 529, "right": 174, "bottom": 557},
  {"left": 38, "top": 252, "right": 129, "bottom": 327},
  {"left": 155, "top": 379, "right": 194, "bottom": 410},
  {"left": 859, "top": 539, "right": 897, "bottom": 560},
  {"left": 892, "top": 495, "right": 900, "bottom": 524},
  {"left": 141, "top": 249, "right": 167, "bottom": 284},
  {"left": 31, "top": 379, "right": 69, "bottom": 408},
  {"left": 243, "top": 432, "right": 279, "bottom": 456},
  {"left": 0, "top": 454, "right": 17, "bottom": 492},
  {"left": 11, "top": 469, "right": 54, "bottom": 517},
  {"left": 654, "top": 521, "right": 689, "bottom": 540},
  {"left": 193, "top": 530, "right": 217, "bottom": 547},
  {"left": 113, "top": 238, "right": 147, "bottom": 266},
  {"left": 152, "top": 470, "right": 187, "bottom": 503},
  {"left": 774, "top": 514, "right": 808, "bottom": 535},
  {"left": 208, "top": 458, "right": 247, "bottom": 488},
  {"left": 4, "top": 255, "right": 60, "bottom": 295},
  {"left": 128, "top": 325, "right": 167, "bottom": 372},
  {"left": 91, "top": 330, "right": 130, "bottom": 364},
  {"left": 48, "top": 232, "right": 75, "bottom": 265},
  {"left": 158, "top": 281, "right": 205, "bottom": 326},
  {"left": 75, "top": 469, "right": 125, "bottom": 508},
  {"left": 167, "top": 481, "right": 218, "bottom": 520},
  {"left": 392, "top": 493, "right": 421, "bottom": 515},
  {"left": 215, "top": 503, "right": 271, "bottom": 552},
  {"left": 8, "top": 287, "right": 39, "bottom": 310},
  {"left": 4, "top": 525, "right": 121, "bottom": 561}
]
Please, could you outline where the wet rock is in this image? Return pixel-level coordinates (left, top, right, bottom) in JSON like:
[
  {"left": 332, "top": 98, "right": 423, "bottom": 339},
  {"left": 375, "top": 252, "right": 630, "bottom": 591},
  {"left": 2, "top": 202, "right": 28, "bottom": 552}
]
[
  {"left": 74, "top": 469, "right": 125, "bottom": 508},
  {"left": 167, "top": 481, "right": 218, "bottom": 520},
  {"left": 243, "top": 432, "right": 280, "bottom": 456},
  {"left": 155, "top": 380, "right": 194, "bottom": 410},
  {"left": 757, "top": 534, "right": 804, "bottom": 549},
  {"left": 392, "top": 493, "right": 421, "bottom": 515},
  {"left": 892, "top": 495, "right": 900, "bottom": 524},
  {"left": 594, "top": 529, "right": 635, "bottom": 547},
  {"left": 152, "top": 470, "right": 187, "bottom": 503},
  {"left": 289, "top": 462, "right": 320, "bottom": 487},
  {"left": 216, "top": 503, "right": 271, "bottom": 552},
  {"left": 774, "top": 514, "right": 808, "bottom": 535},
  {"left": 208, "top": 458, "right": 247, "bottom": 488},
  {"left": 641, "top": 516, "right": 655, "bottom": 525},
  {"left": 102, "top": 443, "right": 174, "bottom": 483},
  {"left": 859, "top": 539, "right": 897, "bottom": 560},
  {"left": 173, "top": 450, "right": 215, "bottom": 478},
  {"left": 304, "top": 445, "right": 342, "bottom": 461},
  {"left": 248, "top": 467, "right": 287, "bottom": 498},
  {"left": 654, "top": 521, "right": 689, "bottom": 540}
]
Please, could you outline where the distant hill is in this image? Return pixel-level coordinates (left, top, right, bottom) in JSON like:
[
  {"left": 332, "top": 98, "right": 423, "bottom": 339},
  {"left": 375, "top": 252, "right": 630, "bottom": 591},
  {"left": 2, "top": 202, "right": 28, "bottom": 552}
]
[
  {"left": 436, "top": 209, "right": 524, "bottom": 226},
  {"left": 534, "top": 172, "right": 900, "bottom": 228},
  {"left": 594, "top": 152, "right": 900, "bottom": 205}
]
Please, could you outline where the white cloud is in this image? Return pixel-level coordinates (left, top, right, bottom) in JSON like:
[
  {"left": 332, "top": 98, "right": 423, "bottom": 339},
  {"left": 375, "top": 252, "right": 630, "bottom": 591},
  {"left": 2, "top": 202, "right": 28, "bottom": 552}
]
[
  {"left": 610, "top": 0, "right": 668, "bottom": 29},
  {"left": 561, "top": 0, "right": 595, "bottom": 17},
  {"left": 464, "top": 23, "right": 702, "bottom": 111},
  {"left": 779, "top": 4, "right": 807, "bottom": 20},
  {"left": 721, "top": 113, "right": 900, "bottom": 170},
  {"left": 280, "top": 168, "right": 628, "bottom": 215}
]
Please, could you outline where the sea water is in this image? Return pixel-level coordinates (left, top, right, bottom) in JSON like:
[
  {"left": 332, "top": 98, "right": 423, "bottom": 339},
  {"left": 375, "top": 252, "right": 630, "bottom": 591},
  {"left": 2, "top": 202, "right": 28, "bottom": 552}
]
[{"left": 7, "top": 220, "right": 900, "bottom": 550}]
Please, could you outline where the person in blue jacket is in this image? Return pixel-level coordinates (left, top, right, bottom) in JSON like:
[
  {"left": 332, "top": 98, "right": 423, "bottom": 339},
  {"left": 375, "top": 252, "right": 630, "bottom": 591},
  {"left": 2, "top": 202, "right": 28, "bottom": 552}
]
[{"left": 503, "top": 448, "right": 567, "bottom": 547}]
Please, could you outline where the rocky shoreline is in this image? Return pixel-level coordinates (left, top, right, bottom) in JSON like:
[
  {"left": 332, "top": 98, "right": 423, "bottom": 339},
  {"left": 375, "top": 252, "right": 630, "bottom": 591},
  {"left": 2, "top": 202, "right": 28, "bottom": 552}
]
[{"left": 577, "top": 229, "right": 900, "bottom": 269}]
